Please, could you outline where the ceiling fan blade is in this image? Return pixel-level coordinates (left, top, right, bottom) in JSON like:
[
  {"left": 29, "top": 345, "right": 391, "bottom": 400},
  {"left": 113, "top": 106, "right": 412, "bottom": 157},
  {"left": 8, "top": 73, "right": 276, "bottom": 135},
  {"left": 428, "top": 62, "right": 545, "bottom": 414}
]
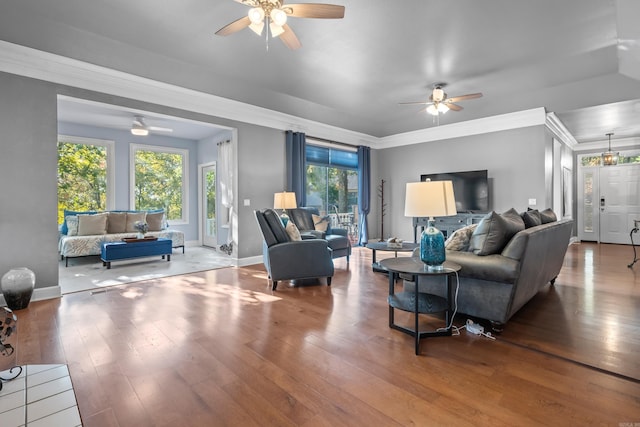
[
  {"left": 148, "top": 126, "right": 173, "bottom": 133},
  {"left": 446, "top": 93, "right": 483, "bottom": 103},
  {"left": 284, "top": 3, "right": 345, "bottom": 18},
  {"left": 399, "top": 101, "right": 431, "bottom": 105},
  {"left": 446, "top": 103, "right": 463, "bottom": 111},
  {"left": 279, "top": 24, "right": 302, "bottom": 50},
  {"left": 235, "top": 0, "right": 258, "bottom": 5},
  {"left": 215, "top": 16, "right": 251, "bottom": 36}
]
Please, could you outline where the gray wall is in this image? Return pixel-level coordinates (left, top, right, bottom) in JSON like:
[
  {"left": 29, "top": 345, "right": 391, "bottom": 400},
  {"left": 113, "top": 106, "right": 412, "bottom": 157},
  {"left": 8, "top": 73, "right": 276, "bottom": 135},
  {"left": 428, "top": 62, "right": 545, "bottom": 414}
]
[
  {"left": 0, "top": 71, "right": 285, "bottom": 290},
  {"left": 375, "top": 126, "right": 547, "bottom": 242},
  {"left": 0, "top": 73, "right": 59, "bottom": 290}
]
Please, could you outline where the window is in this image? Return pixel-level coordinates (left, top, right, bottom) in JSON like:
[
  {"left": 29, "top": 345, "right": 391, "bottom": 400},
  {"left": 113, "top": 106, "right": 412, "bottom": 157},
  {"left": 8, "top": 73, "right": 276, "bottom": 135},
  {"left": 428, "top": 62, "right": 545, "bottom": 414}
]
[
  {"left": 130, "top": 144, "right": 188, "bottom": 224},
  {"left": 57, "top": 135, "right": 114, "bottom": 224},
  {"left": 305, "top": 144, "right": 358, "bottom": 223},
  {"left": 580, "top": 150, "right": 640, "bottom": 166}
]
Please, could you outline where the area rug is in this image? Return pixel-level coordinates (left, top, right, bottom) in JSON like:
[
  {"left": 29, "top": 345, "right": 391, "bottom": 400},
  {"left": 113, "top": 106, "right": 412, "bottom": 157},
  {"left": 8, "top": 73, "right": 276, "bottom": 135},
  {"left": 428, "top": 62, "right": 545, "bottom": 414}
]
[{"left": 59, "top": 246, "right": 233, "bottom": 294}]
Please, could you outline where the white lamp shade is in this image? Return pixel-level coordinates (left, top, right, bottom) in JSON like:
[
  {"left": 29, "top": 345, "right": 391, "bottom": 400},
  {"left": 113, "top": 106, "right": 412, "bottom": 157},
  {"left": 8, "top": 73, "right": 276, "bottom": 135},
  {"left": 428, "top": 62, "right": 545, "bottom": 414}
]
[
  {"left": 274, "top": 192, "right": 297, "bottom": 210},
  {"left": 269, "top": 22, "right": 285, "bottom": 37},
  {"left": 404, "top": 181, "right": 457, "bottom": 217}
]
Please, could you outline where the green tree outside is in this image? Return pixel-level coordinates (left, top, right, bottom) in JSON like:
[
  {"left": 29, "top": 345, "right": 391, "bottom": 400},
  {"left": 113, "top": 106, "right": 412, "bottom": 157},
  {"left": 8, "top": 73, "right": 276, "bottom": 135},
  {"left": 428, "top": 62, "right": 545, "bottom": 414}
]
[{"left": 134, "top": 150, "right": 183, "bottom": 220}]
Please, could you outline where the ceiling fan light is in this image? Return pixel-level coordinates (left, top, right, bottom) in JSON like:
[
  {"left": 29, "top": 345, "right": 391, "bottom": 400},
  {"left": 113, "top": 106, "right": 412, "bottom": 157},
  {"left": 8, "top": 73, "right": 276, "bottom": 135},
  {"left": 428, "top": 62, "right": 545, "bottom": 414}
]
[
  {"left": 437, "top": 103, "right": 450, "bottom": 113},
  {"left": 432, "top": 88, "right": 445, "bottom": 102},
  {"left": 270, "top": 9, "right": 287, "bottom": 26},
  {"left": 249, "top": 21, "right": 265, "bottom": 35},
  {"left": 270, "top": 22, "right": 285, "bottom": 37},
  {"left": 248, "top": 7, "right": 265, "bottom": 25},
  {"left": 426, "top": 104, "right": 439, "bottom": 116},
  {"left": 131, "top": 126, "right": 149, "bottom": 136}
]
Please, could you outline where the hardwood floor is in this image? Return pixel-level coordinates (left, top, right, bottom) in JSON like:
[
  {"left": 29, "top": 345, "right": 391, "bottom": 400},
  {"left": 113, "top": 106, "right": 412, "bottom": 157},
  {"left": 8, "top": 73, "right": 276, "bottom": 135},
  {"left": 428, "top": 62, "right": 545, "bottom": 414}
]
[{"left": 12, "top": 242, "right": 640, "bottom": 426}]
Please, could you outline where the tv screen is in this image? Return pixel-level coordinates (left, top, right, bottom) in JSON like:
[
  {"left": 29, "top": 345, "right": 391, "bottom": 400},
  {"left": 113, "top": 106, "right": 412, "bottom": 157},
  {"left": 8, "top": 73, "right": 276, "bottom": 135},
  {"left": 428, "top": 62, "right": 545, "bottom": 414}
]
[{"left": 420, "top": 169, "right": 489, "bottom": 213}]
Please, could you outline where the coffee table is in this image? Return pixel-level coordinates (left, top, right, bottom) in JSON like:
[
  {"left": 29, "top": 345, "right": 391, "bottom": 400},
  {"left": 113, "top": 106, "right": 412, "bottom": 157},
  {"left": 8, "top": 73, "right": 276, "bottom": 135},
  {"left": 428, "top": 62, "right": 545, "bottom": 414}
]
[
  {"left": 380, "top": 257, "right": 461, "bottom": 355},
  {"left": 365, "top": 241, "right": 419, "bottom": 272}
]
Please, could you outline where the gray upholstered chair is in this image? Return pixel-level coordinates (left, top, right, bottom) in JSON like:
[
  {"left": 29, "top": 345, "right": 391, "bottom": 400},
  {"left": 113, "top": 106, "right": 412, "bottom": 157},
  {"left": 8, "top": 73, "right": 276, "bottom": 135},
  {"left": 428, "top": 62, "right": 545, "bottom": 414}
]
[
  {"left": 254, "top": 209, "right": 334, "bottom": 290},
  {"left": 287, "top": 207, "right": 352, "bottom": 264}
]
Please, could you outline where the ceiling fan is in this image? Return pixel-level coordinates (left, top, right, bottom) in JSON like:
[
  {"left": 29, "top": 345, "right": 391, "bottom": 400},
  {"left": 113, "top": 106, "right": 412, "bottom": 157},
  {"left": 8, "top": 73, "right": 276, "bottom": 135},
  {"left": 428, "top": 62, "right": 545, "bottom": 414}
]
[
  {"left": 130, "top": 115, "right": 173, "bottom": 136},
  {"left": 400, "top": 83, "right": 483, "bottom": 116},
  {"left": 215, "top": 0, "right": 345, "bottom": 50}
]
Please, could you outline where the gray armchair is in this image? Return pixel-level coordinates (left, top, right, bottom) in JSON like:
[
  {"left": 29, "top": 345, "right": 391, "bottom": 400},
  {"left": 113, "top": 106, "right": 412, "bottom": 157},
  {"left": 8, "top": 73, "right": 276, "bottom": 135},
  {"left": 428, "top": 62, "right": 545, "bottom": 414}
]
[
  {"left": 287, "top": 207, "right": 352, "bottom": 263},
  {"left": 254, "top": 209, "right": 334, "bottom": 290}
]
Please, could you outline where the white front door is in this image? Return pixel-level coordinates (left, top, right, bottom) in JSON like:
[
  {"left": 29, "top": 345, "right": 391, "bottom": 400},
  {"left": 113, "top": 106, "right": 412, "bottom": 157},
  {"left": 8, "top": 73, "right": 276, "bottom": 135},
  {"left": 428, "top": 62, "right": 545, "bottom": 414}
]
[
  {"left": 201, "top": 163, "right": 217, "bottom": 248},
  {"left": 599, "top": 165, "right": 640, "bottom": 244}
]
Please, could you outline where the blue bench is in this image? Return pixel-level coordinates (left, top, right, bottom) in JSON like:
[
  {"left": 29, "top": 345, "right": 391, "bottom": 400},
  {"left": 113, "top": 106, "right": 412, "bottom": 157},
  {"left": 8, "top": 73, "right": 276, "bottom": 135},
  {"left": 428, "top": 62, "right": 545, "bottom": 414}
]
[{"left": 101, "top": 238, "right": 172, "bottom": 269}]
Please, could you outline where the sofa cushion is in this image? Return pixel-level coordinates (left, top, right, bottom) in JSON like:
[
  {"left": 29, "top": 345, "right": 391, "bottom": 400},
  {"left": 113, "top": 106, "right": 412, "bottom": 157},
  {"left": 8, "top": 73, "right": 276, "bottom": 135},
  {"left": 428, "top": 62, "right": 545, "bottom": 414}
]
[
  {"left": 445, "top": 224, "right": 477, "bottom": 251},
  {"left": 125, "top": 212, "right": 147, "bottom": 232},
  {"left": 146, "top": 211, "right": 165, "bottom": 231},
  {"left": 285, "top": 220, "right": 302, "bottom": 241},
  {"left": 468, "top": 211, "right": 512, "bottom": 256},
  {"left": 521, "top": 209, "right": 542, "bottom": 228},
  {"left": 539, "top": 208, "right": 557, "bottom": 223},
  {"left": 77, "top": 213, "right": 108, "bottom": 236},
  {"left": 501, "top": 208, "right": 526, "bottom": 239},
  {"left": 107, "top": 212, "right": 127, "bottom": 234}
]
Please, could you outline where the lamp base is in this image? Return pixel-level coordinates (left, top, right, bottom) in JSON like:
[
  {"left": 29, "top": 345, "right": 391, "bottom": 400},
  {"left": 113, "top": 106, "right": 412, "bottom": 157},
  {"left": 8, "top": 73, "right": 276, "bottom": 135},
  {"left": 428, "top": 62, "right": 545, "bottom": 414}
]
[
  {"left": 420, "top": 221, "right": 446, "bottom": 270},
  {"left": 279, "top": 213, "right": 289, "bottom": 227}
]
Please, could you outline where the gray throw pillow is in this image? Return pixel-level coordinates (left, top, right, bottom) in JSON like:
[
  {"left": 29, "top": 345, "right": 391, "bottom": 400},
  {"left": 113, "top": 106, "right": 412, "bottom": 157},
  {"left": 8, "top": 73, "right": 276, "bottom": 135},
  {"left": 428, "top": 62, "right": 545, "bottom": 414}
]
[
  {"left": 146, "top": 211, "right": 165, "bottom": 231},
  {"left": 125, "top": 212, "right": 147, "bottom": 232},
  {"left": 77, "top": 213, "right": 108, "bottom": 236},
  {"left": 521, "top": 209, "right": 542, "bottom": 228},
  {"left": 107, "top": 212, "right": 127, "bottom": 234},
  {"left": 468, "top": 211, "right": 511, "bottom": 255},
  {"left": 539, "top": 208, "right": 557, "bottom": 223},
  {"left": 501, "top": 208, "right": 525, "bottom": 240}
]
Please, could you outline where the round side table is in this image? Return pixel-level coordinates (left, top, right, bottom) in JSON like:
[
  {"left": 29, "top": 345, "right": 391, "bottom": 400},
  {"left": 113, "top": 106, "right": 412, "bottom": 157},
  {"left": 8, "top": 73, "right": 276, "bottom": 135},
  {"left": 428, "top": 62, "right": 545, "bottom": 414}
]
[{"left": 379, "top": 257, "right": 461, "bottom": 355}]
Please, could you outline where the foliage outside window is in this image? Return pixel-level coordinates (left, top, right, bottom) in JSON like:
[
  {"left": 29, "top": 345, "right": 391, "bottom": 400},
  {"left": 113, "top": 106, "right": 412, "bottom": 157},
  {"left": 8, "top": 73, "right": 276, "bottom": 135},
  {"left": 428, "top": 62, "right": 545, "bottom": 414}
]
[
  {"left": 131, "top": 144, "right": 188, "bottom": 223},
  {"left": 57, "top": 136, "right": 114, "bottom": 224},
  {"left": 580, "top": 150, "right": 640, "bottom": 166},
  {"left": 305, "top": 144, "right": 358, "bottom": 216}
]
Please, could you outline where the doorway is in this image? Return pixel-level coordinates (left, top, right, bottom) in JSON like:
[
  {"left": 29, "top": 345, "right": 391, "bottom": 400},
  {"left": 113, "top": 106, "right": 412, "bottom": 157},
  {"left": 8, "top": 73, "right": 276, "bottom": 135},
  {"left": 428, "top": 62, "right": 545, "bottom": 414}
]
[
  {"left": 200, "top": 162, "right": 217, "bottom": 248},
  {"left": 578, "top": 164, "right": 640, "bottom": 244}
]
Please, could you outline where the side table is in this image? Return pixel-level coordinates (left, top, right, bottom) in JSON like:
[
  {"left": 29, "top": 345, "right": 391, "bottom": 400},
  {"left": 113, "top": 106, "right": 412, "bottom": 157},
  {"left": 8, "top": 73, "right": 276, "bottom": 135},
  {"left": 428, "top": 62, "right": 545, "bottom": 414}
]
[
  {"left": 366, "top": 241, "right": 419, "bottom": 272},
  {"left": 380, "top": 257, "right": 461, "bottom": 355}
]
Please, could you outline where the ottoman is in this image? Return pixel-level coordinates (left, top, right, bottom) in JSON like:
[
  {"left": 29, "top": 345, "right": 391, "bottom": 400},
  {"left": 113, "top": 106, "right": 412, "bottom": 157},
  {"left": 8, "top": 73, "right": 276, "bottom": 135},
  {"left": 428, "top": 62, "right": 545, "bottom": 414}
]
[{"left": 101, "top": 238, "right": 172, "bottom": 269}]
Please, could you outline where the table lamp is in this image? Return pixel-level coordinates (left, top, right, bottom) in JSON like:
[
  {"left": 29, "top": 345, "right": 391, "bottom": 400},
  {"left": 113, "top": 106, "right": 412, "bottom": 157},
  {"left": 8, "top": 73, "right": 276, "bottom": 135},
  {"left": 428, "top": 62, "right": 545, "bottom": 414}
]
[
  {"left": 273, "top": 191, "right": 297, "bottom": 226},
  {"left": 404, "top": 180, "right": 457, "bottom": 271}
]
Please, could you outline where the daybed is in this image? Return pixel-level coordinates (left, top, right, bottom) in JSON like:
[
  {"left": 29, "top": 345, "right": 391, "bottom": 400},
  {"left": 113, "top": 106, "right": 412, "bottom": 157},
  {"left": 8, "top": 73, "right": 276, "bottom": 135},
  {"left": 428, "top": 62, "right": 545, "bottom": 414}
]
[
  {"left": 404, "top": 208, "right": 573, "bottom": 331},
  {"left": 59, "top": 210, "right": 184, "bottom": 266}
]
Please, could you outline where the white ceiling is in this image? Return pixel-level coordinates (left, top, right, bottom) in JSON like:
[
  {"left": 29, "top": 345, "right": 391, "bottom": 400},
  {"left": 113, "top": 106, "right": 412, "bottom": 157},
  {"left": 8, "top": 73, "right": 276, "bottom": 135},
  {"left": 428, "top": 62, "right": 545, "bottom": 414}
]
[{"left": 3, "top": 0, "right": 640, "bottom": 146}]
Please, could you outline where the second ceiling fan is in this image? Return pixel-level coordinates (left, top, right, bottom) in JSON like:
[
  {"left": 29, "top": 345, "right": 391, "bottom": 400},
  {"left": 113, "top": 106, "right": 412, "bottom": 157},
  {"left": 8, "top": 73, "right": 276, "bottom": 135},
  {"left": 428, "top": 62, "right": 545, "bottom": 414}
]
[
  {"left": 400, "top": 83, "right": 483, "bottom": 116},
  {"left": 215, "top": 0, "right": 345, "bottom": 50}
]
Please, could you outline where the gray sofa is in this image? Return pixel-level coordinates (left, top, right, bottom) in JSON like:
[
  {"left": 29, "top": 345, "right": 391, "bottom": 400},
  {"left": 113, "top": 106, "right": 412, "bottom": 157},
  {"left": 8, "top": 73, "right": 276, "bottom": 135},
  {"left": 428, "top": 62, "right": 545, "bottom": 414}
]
[
  {"left": 405, "top": 211, "right": 574, "bottom": 331},
  {"left": 287, "top": 207, "right": 352, "bottom": 263}
]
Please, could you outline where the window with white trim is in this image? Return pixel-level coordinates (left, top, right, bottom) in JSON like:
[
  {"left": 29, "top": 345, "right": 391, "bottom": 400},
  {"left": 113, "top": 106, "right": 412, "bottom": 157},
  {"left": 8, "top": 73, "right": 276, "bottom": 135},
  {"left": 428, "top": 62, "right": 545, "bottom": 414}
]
[{"left": 130, "top": 144, "right": 189, "bottom": 224}]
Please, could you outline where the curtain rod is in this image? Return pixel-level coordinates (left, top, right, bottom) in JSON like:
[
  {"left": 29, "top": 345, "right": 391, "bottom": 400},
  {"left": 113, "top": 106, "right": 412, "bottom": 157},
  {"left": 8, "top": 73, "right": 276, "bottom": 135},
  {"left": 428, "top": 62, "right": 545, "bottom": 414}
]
[{"left": 307, "top": 136, "right": 358, "bottom": 151}]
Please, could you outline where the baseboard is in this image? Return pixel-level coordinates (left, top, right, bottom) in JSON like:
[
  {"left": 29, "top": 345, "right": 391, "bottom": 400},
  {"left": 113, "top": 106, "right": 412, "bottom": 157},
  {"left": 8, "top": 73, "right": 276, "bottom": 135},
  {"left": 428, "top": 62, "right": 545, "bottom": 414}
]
[
  {"left": 0, "top": 285, "right": 62, "bottom": 307},
  {"left": 236, "top": 256, "right": 262, "bottom": 267}
]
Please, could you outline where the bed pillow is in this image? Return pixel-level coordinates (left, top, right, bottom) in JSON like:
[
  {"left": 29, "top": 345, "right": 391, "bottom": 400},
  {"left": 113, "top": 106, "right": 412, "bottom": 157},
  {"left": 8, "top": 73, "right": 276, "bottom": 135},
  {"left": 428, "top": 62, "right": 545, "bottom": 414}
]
[
  {"left": 107, "top": 212, "right": 127, "bottom": 234},
  {"left": 146, "top": 211, "right": 165, "bottom": 231},
  {"left": 125, "top": 212, "right": 147, "bottom": 232},
  {"left": 77, "top": 213, "right": 108, "bottom": 236}
]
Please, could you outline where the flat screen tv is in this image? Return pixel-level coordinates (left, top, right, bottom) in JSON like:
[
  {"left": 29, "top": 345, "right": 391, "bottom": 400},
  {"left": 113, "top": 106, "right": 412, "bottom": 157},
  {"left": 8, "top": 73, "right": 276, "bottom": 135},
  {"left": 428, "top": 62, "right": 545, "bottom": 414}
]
[{"left": 420, "top": 169, "right": 489, "bottom": 213}]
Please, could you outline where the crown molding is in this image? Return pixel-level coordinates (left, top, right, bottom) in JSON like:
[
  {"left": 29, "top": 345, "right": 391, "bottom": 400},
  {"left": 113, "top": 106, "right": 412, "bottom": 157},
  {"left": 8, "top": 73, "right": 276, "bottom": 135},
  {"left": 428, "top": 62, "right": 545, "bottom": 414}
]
[
  {"left": 377, "top": 108, "right": 547, "bottom": 148},
  {"left": 0, "top": 40, "right": 556, "bottom": 150},
  {"left": 545, "top": 112, "right": 578, "bottom": 149}
]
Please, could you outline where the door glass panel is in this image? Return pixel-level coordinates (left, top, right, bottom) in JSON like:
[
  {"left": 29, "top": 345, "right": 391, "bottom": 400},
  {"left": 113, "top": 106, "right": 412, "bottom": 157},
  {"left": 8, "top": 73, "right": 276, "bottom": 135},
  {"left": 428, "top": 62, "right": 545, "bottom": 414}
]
[
  {"left": 205, "top": 168, "right": 216, "bottom": 240},
  {"left": 583, "top": 171, "right": 593, "bottom": 233}
]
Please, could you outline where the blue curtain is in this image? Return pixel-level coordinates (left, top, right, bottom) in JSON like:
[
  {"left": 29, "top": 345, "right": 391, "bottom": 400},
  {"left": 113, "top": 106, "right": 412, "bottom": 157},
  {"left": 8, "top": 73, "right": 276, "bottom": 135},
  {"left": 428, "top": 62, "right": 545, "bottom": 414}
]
[
  {"left": 357, "top": 145, "right": 371, "bottom": 245},
  {"left": 286, "top": 131, "right": 306, "bottom": 207}
]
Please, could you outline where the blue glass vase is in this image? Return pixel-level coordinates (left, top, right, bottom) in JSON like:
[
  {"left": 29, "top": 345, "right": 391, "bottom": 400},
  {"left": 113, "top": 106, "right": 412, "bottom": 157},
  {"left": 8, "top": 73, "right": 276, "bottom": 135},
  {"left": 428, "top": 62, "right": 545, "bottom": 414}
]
[{"left": 420, "top": 221, "right": 445, "bottom": 271}]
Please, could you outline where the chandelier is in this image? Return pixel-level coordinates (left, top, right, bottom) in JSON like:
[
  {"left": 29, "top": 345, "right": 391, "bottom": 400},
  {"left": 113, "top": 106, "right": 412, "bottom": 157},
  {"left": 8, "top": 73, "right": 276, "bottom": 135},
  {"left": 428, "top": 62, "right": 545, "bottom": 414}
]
[{"left": 601, "top": 132, "right": 619, "bottom": 166}]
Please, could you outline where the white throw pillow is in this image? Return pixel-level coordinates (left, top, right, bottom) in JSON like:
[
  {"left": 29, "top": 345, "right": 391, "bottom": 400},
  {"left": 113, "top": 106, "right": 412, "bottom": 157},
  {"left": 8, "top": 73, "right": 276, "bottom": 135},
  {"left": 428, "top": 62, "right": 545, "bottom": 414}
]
[
  {"left": 312, "top": 214, "right": 330, "bottom": 232},
  {"left": 65, "top": 215, "right": 79, "bottom": 236},
  {"left": 285, "top": 220, "right": 302, "bottom": 241}
]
